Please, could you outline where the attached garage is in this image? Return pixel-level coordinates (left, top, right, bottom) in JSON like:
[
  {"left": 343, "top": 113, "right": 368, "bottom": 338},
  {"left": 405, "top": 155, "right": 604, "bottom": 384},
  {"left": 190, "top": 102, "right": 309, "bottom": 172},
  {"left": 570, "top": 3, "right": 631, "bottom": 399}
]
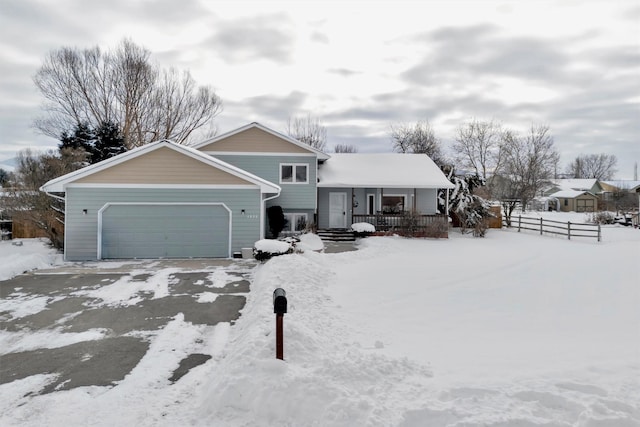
[
  {"left": 40, "top": 140, "right": 281, "bottom": 261},
  {"left": 100, "top": 203, "right": 231, "bottom": 259}
]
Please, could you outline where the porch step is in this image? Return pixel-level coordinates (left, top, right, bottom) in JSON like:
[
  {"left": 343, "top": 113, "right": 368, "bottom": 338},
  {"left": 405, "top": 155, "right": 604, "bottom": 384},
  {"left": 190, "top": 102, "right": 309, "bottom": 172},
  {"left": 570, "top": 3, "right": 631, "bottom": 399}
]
[{"left": 317, "top": 229, "right": 356, "bottom": 242}]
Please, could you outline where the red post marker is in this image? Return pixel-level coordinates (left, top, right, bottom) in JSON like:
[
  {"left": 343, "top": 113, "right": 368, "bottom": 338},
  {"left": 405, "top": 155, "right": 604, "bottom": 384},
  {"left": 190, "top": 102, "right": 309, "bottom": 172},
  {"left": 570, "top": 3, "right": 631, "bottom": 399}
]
[
  {"left": 276, "top": 313, "right": 284, "bottom": 360},
  {"left": 273, "top": 288, "right": 287, "bottom": 360}
]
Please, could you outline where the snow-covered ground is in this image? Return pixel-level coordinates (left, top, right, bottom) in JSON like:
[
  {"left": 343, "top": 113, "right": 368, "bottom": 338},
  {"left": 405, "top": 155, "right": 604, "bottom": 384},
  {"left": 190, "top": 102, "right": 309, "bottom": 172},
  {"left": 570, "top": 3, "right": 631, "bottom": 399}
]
[
  {"left": 0, "top": 238, "right": 63, "bottom": 281},
  {"left": 1, "top": 214, "right": 639, "bottom": 426}
]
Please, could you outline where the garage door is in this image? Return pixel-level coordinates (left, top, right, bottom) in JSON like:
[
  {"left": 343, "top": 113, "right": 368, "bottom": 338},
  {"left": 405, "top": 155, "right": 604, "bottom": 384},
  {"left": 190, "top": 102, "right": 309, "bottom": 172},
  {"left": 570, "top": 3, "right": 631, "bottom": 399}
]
[{"left": 100, "top": 204, "right": 230, "bottom": 259}]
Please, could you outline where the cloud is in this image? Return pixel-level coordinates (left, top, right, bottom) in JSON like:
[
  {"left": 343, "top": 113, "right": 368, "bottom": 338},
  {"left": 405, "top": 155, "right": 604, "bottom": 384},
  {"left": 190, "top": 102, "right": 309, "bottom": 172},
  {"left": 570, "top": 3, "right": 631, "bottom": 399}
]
[
  {"left": 310, "top": 31, "right": 330, "bottom": 44},
  {"left": 402, "top": 25, "right": 570, "bottom": 86},
  {"left": 326, "top": 68, "right": 361, "bottom": 77},
  {"left": 218, "top": 91, "right": 308, "bottom": 132},
  {"left": 205, "top": 14, "right": 295, "bottom": 64}
]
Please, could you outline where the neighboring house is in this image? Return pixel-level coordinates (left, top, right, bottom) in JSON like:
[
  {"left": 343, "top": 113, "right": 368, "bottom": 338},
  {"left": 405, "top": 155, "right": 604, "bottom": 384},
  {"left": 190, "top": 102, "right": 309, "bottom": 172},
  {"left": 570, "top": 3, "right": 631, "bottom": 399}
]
[
  {"left": 41, "top": 122, "right": 454, "bottom": 261},
  {"left": 544, "top": 179, "right": 604, "bottom": 196},
  {"left": 543, "top": 179, "right": 605, "bottom": 212},
  {"left": 550, "top": 190, "right": 598, "bottom": 212}
]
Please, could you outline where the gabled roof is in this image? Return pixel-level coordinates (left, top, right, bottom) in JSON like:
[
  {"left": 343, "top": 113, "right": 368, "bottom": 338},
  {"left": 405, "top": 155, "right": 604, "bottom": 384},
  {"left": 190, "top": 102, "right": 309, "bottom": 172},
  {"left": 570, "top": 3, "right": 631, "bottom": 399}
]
[
  {"left": 551, "top": 179, "right": 600, "bottom": 192},
  {"left": 40, "top": 140, "right": 281, "bottom": 194},
  {"left": 318, "top": 153, "right": 455, "bottom": 189},
  {"left": 603, "top": 180, "right": 640, "bottom": 191},
  {"left": 549, "top": 190, "right": 597, "bottom": 198},
  {"left": 192, "top": 122, "right": 331, "bottom": 160}
]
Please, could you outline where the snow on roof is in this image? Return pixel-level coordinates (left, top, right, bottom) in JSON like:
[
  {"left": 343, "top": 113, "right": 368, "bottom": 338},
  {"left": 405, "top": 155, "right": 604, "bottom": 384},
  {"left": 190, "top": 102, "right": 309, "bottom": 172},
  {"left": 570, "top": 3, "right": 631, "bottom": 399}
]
[
  {"left": 551, "top": 179, "right": 598, "bottom": 191},
  {"left": 602, "top": 180, "right": 640, "bottom": 190},
  {"left": 549, "top": 190, "right": 595, "bottom": 198},
  {"left": 318, "top": 153, "right": 454, "bottom": 189}
]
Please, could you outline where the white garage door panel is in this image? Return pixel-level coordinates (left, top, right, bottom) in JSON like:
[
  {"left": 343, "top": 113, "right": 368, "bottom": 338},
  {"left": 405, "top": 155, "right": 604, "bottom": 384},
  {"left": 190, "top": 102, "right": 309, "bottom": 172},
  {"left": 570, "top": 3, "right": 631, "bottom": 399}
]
[{"left": 101, "top": 204, "right": 230, "bottom": 259}]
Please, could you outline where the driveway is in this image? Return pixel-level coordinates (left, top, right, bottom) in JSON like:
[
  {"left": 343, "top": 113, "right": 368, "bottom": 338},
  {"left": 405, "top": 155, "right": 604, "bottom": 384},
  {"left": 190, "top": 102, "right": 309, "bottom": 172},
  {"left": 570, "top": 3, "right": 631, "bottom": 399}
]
[{"left": 0, "top": 259, "right": 255, "bottom": 395}]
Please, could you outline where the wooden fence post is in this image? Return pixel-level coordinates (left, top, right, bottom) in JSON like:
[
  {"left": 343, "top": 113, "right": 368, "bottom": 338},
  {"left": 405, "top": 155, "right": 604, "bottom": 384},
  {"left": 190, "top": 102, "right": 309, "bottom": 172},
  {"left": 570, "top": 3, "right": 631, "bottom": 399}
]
[
  {"left": 598, "top": 224, "right": 601, "bottom": 242},
  {"left": 540, "top": 217, "right": 543, "bottom": 235},
  {"left": 568, "top": 221, "right": 571, "bottom": 240},
  {"left": 518, "top": 215, "right": 521, "bottom": 232}
]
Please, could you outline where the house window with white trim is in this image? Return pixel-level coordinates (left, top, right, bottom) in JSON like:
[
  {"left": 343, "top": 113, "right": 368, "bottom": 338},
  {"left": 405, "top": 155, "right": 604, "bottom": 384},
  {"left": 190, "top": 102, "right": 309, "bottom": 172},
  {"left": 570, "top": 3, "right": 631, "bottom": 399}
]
[
  {"left": 280, "top": 164, "right": 308, "bottom": 184},
  {"left": 283, "top": 213, "right": 308, "bottom": 233},
  {"left": 382, "top": 195, "right": 406, "bottom": 214}
]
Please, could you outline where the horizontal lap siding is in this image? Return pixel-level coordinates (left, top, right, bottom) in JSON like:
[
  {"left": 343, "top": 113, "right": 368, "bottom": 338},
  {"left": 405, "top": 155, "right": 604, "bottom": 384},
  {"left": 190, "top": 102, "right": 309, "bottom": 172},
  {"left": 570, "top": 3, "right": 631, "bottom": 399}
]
[
  {"left": 415, "top": 189, "right": 438, "bottom": 213},
  {"left": 214, "top": 154, "right": 317, "bottom": 210},
  {"left": 65, "top": 188, "right": 260, "bottom": 260}
]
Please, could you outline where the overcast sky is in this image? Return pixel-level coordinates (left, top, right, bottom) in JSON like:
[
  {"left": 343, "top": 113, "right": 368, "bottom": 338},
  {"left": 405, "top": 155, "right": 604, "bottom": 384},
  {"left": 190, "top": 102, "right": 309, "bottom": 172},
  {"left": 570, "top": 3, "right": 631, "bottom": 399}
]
[{"left": 1, "top": 0, "right": 638, "bottom": 178}]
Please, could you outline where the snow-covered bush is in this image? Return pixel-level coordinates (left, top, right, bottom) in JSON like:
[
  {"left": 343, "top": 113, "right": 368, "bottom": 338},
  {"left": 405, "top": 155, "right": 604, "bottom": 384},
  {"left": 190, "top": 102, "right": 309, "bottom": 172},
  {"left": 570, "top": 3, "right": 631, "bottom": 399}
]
[
  {"left": 253, "top": 239, "right": 294, "bottom": 261},
  {"left": 350, "top": 222, "right": 375, "bottom": 237},
  {"left": 253, "top": 233, "right": 325, "bottom": 261},
  {"left": 296, "top": 233, "right": 324, "bottom": 252},
  {"left": 447, "top": 175, "right": 492, "bottom": 236}
]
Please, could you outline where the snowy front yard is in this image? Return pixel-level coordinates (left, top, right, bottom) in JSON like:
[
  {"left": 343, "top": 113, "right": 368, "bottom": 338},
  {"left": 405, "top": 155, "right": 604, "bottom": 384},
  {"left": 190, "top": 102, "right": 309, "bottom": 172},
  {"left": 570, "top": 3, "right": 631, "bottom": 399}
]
[{"left": 1, "top": 219, "right": 639, "bottom": 426}]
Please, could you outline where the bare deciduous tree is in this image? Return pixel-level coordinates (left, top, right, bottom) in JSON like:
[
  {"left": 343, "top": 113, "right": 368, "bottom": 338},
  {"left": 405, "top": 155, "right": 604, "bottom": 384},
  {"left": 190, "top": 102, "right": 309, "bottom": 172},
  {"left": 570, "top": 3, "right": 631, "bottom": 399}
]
[
  {"left": 333, "top": 144, "right": 358, "bottom": 153},
  {"left": 493, "top": 124, "right": 560, "bottom": 225},
  {"left": 33, "top": 39, "right": 222, "bottom": 149},
  {"left": 390, "top": 120, "right": 447, "bottom": 167},
  {"left": 453, "top": 118, "right": 504, "bottom": 181},
  {"left": 4, "top": 149, "right": 87, "bottom": 248},
  {"left": 286, "top": 114, "right": 327, "bottom": 151},
  {"left": 566, "top": 153, "right": 617, "bottom": 180}
]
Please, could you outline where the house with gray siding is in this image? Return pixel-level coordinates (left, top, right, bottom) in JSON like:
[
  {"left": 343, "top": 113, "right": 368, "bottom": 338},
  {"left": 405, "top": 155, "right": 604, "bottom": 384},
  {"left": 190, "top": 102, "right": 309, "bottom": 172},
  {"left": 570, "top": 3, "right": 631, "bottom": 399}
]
[{"left": 41, "top": 122, "right": 454, "bottom": 260}]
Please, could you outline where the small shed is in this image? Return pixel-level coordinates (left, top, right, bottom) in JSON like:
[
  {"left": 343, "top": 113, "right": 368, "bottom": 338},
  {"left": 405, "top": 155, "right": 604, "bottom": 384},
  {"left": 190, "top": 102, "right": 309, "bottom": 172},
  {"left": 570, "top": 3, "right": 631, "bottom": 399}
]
[{"left": 549, "top": 190, "right": 598, "bottom": 212}]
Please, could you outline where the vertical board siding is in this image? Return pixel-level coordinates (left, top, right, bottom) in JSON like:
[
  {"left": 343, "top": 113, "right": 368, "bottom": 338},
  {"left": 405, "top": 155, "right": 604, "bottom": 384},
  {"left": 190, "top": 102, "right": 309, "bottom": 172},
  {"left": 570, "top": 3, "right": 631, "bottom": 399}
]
[
  {"left": 214, "top": 154, "right": 317, "bottom": 210},
  {"left": 66, "top": 187, "right": 260, "bottom": 260}
]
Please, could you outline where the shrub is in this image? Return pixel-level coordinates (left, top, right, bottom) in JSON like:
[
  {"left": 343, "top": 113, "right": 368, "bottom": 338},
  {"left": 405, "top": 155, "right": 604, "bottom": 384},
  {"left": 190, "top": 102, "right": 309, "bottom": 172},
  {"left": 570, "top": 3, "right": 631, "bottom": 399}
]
[
  {"left": 423, "top": 219, "right": 449, "bottom": 238},
  {"left": 350, "top": 222, "right": 375, "bottom": 238},
  {"left": 266, "top": 205, "right": 286, "bottom": 238},
  {"left": 253, "top": 239, "right": 294, "bottom": 261},
  {"left": 587, "top": 211, "right": 615, "bottom": 224},
  {"left": 400, "top": 210, "right": 421, "bottom": 235}
]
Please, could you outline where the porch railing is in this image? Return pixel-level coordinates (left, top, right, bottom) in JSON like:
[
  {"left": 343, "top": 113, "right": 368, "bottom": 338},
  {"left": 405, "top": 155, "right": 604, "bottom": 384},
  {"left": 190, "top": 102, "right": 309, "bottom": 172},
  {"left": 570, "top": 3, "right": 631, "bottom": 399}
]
[{"left": 352, "top": 213, "right": 448, "bottom": 232}]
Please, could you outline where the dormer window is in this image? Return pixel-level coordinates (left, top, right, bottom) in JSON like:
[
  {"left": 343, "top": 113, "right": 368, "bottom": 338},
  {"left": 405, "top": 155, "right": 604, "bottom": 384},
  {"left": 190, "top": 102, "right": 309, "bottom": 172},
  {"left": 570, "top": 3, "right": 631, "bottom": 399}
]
[{"left": 280, "top": 163, "right": 308, "bottom": 184}]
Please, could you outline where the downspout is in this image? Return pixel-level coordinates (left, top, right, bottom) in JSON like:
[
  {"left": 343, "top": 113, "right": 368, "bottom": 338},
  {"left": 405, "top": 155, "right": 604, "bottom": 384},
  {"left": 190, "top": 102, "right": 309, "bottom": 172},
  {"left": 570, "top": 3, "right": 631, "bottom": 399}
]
[{"left": 261, "top": 189, "right": 282, "bottom": 239}]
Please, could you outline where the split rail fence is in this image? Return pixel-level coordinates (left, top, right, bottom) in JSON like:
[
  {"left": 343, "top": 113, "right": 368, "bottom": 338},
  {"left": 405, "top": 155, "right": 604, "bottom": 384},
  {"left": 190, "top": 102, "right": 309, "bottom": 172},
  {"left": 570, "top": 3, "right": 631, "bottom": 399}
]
[{"left": 503, "top": 215, "right": 601, "bottom": 242}]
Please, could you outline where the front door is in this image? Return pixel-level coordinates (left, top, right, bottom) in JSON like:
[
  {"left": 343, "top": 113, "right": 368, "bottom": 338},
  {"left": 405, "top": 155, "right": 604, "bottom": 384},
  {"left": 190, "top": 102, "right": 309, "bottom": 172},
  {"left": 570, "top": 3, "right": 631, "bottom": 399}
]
[{"left": 329, "top": 192, "right": 347, "bottom": 228}]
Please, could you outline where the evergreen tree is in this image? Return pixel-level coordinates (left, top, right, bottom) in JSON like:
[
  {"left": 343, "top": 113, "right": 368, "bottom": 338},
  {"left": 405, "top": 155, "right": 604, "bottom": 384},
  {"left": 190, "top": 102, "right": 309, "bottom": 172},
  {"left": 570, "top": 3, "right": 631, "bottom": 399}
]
[
  {"left": 439, "top": 174, "right": 492, "bottom": 236},
  {"left": 58, "top": 121, "right": 126, "bottom": 164},
  {"left": 93, "top": 121, "right": 126, "bottom": 163},
  {"left": 0, "top": 168, "right": 11, "bottom": 187},
  {"left": 59, "top": 122, "right": 95, "bottom": 155}
]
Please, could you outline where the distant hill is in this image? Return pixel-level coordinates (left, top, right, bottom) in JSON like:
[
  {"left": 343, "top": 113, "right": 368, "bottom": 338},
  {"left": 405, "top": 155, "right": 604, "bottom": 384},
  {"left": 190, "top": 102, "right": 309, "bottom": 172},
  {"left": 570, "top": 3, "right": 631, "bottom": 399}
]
[{"left": 0, "top": 157, "right": 16, "bottom": 172}]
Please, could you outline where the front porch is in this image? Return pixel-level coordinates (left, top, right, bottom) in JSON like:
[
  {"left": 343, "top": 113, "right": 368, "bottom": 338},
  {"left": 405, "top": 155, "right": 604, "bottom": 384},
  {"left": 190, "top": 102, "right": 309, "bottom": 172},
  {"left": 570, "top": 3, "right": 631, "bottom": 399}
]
[{"left": 352, "top": 213, "right": 448, "bottom": 233}]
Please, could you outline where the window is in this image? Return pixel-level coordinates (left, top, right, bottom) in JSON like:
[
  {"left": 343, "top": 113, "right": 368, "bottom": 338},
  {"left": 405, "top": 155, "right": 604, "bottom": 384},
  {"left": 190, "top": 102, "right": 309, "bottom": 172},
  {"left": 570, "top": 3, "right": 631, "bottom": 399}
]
[
  {"left": 367, "top": 194, "right": 375, "bottom": 215},
  {"left": 280, "top": 164, "right": 308, "bottom": 184},
  {"left": 283, "top": 213, "right": 308, "bottom": 233},
  {"left": 382, "top": 195, "right": 406, "bottom": 214}
]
